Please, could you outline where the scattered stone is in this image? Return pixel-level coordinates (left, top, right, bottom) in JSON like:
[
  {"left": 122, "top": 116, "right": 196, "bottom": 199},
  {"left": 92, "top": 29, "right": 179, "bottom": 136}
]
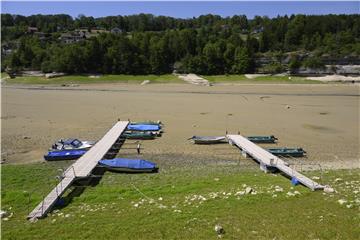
[
  {"left": 141, "top": 80, "right": 150, "bottom": 85},
  {"left": 287, "top": 192, "right": 295, "bottom": 197},
  {"left": 64, "top": 214, "right": 70, "bottom": 218},
  {"left": 0, "top": 210, "right": 8, "bottom": 219},
  {"left": 346, "top": 204, "right": 353, "bottom": 209},
  {"left": 245, "top": 187, "right": 253, "bottom": 194},
  {"left": 23, "top": 136, "right": 31, "bottom": 139},
  {"left": 52, "top": 219, "right": 56, "bottom": 223},
  {"left": 285, "top": 105, "right": 291, "bottom": 109},
  {"left": 173, "top": 209, "right": 182, "bottom": 213},
  {"left": 134, "top": 203, "right": 139, "bottom": 208},
  {"left": 294, "top": 191, "right": 301, "bottom": 195},
  {"left": 214, "top": 178, "right": 220, "bottom": 181},
  {"left": 214, "top": 224, "right": 225, "bottom": 236},
  {"left": 324, "top": 186, "right": 335, "bottom": 193},
  {"left": 158, "top": 197, "right": 163, "bottom": 201},
  {"left": 312, "top": 176, "right": 320, "bottom": 180},
  {"left": 338, "top": 199, "right": 347, "bottom": 205},
  {"left": 334, "top": 178, "right": 342, "bottom": 183},
  {"left": 274, "top": 186, "right": 283, "bottom": 192},
  {"left": 2, "top": 218, "right": 9, "bottom": 221}
]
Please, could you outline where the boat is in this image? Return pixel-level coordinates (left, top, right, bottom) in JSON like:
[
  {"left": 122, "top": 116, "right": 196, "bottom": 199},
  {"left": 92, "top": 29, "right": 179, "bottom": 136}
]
[
  {"left": 98, "top": 158, "right": 158, "bottom": 173},
  {"left": 127, "top": 124, "right": 161, "bottom": 132},
  {"left": 130, "top": 121, "right": 162, "bottom": 126},
  {"left": 246, "top": 135, "right": 278, "bottom": 143},
  {"left": 266, "top": 147, "right": 306, "bottom": 157},
  {"left": 44, "top": 149, "right": 86, "bottom": 161},
  {"left": 50, "top": 138, "right": 95, "bottom": 152},
  {"left": 189, "top": 136, "right": 226, "bottom": 144},
  {"left": 122, "top": 131, "right": 156, "bottom": 140}
]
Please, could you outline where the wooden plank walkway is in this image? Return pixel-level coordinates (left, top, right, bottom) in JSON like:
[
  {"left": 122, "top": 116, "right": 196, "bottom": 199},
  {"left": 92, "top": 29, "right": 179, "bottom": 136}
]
[
  {"left": 28, "top": 121, "right": 129, "bottom": 220},
  {"left": 227, "top": 134, "right": 324, "bottom": 191}
]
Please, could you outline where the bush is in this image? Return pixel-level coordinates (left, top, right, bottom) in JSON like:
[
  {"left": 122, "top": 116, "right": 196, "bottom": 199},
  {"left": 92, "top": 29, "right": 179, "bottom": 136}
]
[
  {"left": 303, "top": 57, "right": 325, "bottom": 69},
  {"left": 262, "top": 62, "right": 285, "bottom": 74}
]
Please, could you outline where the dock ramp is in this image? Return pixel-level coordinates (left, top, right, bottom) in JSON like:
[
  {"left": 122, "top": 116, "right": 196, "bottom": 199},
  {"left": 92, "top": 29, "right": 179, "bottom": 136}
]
[
  {"left": 28, "top": 121, "right": 129, "bottom": 221},
  {"left": 227, "top": 134, "right": 324, "bottom": 191}
]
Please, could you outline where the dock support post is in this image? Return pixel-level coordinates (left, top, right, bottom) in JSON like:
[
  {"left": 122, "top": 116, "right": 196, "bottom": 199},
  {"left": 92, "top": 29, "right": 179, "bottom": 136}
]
[
  {"left": 260, "top": 163, "right": 269, "bottom": 173},
  {"left": 241, "top": 150, "right": 248, "bottom": 158}
]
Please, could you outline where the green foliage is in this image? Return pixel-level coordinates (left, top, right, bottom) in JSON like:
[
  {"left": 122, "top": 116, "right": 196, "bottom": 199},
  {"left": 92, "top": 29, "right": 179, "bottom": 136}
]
[
  {"left": 1, "top": 13, "right": 359, "bottom": 75},
  {"left": 261, "top": 62, "right": 285, "bottom": 74},
  {"left": 303, "top": 56, "right": 325, "bottom": 69}
]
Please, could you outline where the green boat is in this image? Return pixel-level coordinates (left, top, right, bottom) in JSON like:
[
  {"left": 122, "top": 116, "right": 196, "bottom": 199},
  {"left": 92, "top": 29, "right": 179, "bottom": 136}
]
[
  {"left": 247, "top": 135, "right": 278, "bottom": 143},
  {"left": 266, "top": 148, "right": 306, "bottom": 157},
  {"left": 122, "top": 131, "right": 156, "bottom": 140}
]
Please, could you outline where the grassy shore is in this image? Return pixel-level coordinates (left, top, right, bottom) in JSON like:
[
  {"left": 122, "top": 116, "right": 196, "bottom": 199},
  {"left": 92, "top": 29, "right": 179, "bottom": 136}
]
[
  {"left": 2, "top": 163, "right": 359, "bottom": 239},
  {"left": 204, "top": 75, "right": 323, "bottom": 84},
  {"left": 1, "top": 74, "right": 182, "bottom": 85},
  {"left": 1, "top": 73, "right": 325, "bottom": 85}
]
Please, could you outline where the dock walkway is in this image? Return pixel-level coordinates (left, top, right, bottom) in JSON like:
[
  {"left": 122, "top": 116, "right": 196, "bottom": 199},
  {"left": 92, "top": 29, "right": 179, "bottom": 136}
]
[
  {"left": 227, "top": 134, "right": 324, "bottom": 191},
  {"left": 28, "top": 121, "right": 129, "bottom": 220}
]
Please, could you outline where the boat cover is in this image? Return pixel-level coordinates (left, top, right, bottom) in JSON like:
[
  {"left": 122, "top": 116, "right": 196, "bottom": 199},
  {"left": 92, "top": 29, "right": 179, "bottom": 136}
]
[
  {"left": 99, "top": 158, "right": 157, "bottom": 170},
  {"left": 46, "top": 150, "right": 86, "bottom": 157},
  {"left": 127, "top": 124, "right": 161, "bottom": 131}
]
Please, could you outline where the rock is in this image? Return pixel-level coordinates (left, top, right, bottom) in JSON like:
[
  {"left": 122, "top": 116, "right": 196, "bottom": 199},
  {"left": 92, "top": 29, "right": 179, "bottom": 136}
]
[
  {"left": 3, "top": 217, "right": 9, "bottom": 221},
  {"left": 285, "top": 105, "right": 291, "bottom": 109},
  {"left": 338, "top": 199, "right": 347, "bottom": 205},
  {"left": 158, "top": 197, "right": 163, "bottom": 201},
  {"left": 287, "top": 192, "right": 295, "bottom": 197},
  {"left": 346, "top": 204, "right": 353, "bottom": 209},
  {"left": 23, "top": 136, "right": 31, "bottom": 139},
  {"left": 141, "top": 80, "right": 150, "bottom": 85},
  {"left": 334, "top": 178, "right": 342, "bottom": 182},
  {"left": 0, "top": 210, "right": 8, "bottom": 219},
  {"left": 294, "top": 191, "right": 301, "bottom": 195},
  {"left": 274, "top": 186, "right": 283, "bottom": 192},
  {"left": 214, "top": 178, "right": 220, "bottom": 181},
  {"left": 134, "top": 203, "right": 139, "bottom": 208},
  {"left": 324, "top": 186, "right": 335, "bottom": 193},
  {"left": 214, "top": 224, "right": 225, "bottom": 236},
  {"left": 64, "top": 214, "right": 70, "bottom": 218},
  {"left": 245, "top": 187, "right": 253, "bottom": 194},
  {"left": 312, "top": 176, "right": 320, "bottom": 180}
]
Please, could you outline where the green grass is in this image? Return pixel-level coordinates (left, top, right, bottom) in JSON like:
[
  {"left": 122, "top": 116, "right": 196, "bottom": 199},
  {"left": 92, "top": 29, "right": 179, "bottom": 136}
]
[
  {"left": 2, "top": 163, "right": 359, "bottom": 240},
  {"left": 203, "top": 75, "right": 323, "bottom": 84},
  {"left": 3, "top": 74, "right": 182, "bottom": 85}
]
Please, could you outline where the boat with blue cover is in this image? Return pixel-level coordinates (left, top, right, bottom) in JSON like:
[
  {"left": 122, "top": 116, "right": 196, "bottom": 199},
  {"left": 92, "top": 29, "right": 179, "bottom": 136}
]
[
  {"left": 266, "top": 147, "right": 306, "bottom": 157},
  {"left": 44, "top": 149, "right": 86, "bottom": 161},
  {"left": 99, "top": 158, "right": 158, "bottom": 173},
  {"left": 127, "top": 124, "right": 161, "bottom": 132},
  {"left": 246, "top": 135, "right": 278, "bottom": 143}
]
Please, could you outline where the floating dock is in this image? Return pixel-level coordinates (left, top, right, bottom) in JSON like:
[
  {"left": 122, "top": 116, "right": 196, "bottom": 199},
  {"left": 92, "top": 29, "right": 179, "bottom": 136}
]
[
  {"left": 227, "top": 134, "right": 324, "bottom": 191},
  {"left": 28, "top": 121, "right": 129, "bottom": 221}
]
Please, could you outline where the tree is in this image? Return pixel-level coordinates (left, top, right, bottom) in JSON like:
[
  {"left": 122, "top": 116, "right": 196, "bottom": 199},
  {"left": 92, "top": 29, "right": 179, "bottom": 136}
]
[{"left": 231, "top": 47, "right": 250, "bottom": 74}]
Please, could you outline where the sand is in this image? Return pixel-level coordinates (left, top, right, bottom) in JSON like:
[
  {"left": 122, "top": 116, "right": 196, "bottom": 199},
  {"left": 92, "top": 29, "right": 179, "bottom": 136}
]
[{"left": 1, "top": 83, "right": 359, "bottom": 170}]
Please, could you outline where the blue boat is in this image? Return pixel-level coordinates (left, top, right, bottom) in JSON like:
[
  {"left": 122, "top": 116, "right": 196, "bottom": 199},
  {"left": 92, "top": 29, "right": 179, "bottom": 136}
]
[
  {"left": 44, "top": 150, "right": 86, "bottom": 161},
  {"left": 127, "top": 124, "right": 161, "bottom": 132},
  {"left": 99, "top": 158, "right": 158, "bottom": 173}
]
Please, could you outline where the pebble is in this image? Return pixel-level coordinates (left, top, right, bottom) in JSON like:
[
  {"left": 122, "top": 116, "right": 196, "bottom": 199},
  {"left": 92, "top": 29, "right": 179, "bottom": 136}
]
[
  {"left": 324, "top": 186, "right": 335, "bottom": 193},
  {"left": 338, "top": 199, "right": 347, "bottom": 205},
  {"left": 245, "top": 187, "right": 253, "bottom": 194}
]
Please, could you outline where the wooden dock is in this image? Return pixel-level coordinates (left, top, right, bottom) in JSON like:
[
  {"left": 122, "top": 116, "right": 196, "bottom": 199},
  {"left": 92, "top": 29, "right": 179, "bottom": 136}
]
[
  {"left": 28, "top": 121, "right": 129, "bottom": 221},
  {"left": 227, "top": 134, "right": 324, "bottom": 191}
]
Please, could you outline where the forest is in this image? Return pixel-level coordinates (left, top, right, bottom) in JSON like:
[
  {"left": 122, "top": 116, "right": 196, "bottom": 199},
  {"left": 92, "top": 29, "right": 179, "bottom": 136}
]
[{"left": 1, "top": 13, "right": 359, "bottom": 75}]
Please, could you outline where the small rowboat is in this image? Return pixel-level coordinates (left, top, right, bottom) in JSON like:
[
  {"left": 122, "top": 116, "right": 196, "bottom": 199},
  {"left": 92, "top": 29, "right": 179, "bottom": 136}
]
[
  {"left": 99, "top": 158, "right": 158, "bottom": 173},
  {"left": 127, "top": 124, "right": 161, "bottom": 132},
  {"left": 44, "top": 150, "right": 86, "bottom": 161},
  {"left": 266, "top": 148, "right": 306, "bottom": 157},
  {"left": 189, "top": 136, "right": 226, "bottom": 144},
  {"left": 122, "top": 131, "right": 156, "bottom": 140},
  {"left": 246, "top": 135, "right": 278, "bottom": 143}
]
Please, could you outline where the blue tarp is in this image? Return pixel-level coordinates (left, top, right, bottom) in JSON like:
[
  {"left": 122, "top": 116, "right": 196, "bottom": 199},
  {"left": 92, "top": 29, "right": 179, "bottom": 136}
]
[
  {"left": 99, "top": 158, "right": 157, "bottom": 170},
  {"left": 44, "top": 150, "right": 86, "bottom": 161},
  {"left": 127, "top": 124, "right": 161, "bottom": 131}
]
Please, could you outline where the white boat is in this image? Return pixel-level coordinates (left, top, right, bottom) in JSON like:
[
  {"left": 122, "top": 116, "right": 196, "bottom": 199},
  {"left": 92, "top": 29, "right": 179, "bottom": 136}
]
[{"left": 50, "top": 138, "right": 95, "bottom": 152}]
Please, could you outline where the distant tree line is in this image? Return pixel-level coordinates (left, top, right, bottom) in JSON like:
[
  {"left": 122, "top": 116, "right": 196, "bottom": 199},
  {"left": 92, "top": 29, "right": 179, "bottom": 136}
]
[{"left": 1, "top": 13, "right": 359, "bottom": 74}]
